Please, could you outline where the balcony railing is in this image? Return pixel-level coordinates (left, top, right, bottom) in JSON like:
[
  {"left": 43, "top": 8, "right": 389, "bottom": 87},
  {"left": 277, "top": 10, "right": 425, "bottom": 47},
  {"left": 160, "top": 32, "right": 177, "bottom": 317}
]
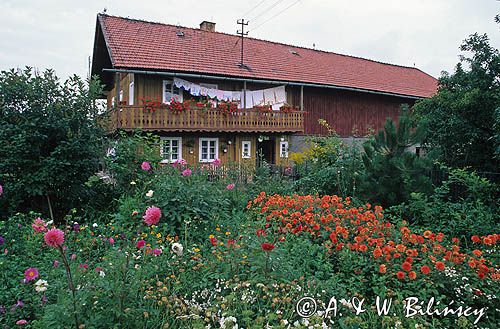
[{"left": 105, "top": 106, "right": 304, "bottom": 133}]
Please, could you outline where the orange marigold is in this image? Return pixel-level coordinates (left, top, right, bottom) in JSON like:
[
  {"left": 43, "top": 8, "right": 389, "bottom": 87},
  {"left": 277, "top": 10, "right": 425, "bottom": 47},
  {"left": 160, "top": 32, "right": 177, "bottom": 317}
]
[
  {"left": 408, "top": 271, "right": 417, "bottom": 280},
  {"left": 396, "top": 271, "right": 405, "bottom": 280},
  {"left": 379, "top": 264, "right": 387, "bottom": 274},
  {"left": 435, "top": 261, "right": 445, "bottom": 271}
]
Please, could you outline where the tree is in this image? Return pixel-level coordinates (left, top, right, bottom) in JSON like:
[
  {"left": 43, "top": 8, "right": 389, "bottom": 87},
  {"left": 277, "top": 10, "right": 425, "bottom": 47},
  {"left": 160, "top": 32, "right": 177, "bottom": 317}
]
[
  {"left": 413, "top": 33, "right": 500, "bottom": 171},
  {"left": 360, "top": 108, "right": 433, "bottom": 207},
  {"left": 0, "top": 68, "right": 104, "bottom": 221}
]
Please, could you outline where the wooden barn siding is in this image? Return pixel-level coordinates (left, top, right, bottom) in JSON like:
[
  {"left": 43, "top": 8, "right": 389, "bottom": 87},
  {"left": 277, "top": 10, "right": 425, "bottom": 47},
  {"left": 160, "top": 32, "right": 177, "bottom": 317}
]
[{"left": 290, "top": 87, "right": 415, "bottom": 137}]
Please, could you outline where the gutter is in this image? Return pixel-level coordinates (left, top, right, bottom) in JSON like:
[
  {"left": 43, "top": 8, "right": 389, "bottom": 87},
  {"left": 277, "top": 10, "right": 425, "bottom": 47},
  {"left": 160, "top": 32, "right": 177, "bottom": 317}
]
[{"left": 102, "top": 68, "right": 424, "bottom": 100}]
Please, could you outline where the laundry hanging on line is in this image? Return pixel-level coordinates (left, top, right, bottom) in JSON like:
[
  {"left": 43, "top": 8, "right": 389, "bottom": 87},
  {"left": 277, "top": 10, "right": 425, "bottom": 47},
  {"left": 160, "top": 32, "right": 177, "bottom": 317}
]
[{"left": 173, "top": 77, "right": 286, "bottom": 109}]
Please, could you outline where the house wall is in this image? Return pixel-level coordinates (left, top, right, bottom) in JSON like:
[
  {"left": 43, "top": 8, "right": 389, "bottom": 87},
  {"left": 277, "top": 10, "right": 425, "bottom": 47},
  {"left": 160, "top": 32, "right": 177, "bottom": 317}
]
[
  {"left": 289, "top": 86, "right": 415, "bottom": 137},
  {"left": 157, "top": 132, "right": 290, "bottom": 167}
]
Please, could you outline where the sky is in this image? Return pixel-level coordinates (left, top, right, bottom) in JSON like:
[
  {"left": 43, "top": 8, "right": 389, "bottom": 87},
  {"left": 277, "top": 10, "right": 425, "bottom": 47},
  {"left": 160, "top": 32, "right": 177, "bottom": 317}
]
[{"left": 0, "top": 0, "right": 498, "bottom": 80}]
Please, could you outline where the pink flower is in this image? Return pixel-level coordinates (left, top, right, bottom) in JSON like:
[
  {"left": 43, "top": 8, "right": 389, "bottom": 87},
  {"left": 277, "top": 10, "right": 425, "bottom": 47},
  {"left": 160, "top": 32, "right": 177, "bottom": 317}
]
[
  {"left": 24, "top": 268, "right": 39, "bottom": 282},
  {"left": 32, "top": 218, "right": 48, "bottom": 233},
  {"left": 53, "top": 260, "right": 59, "bottom": 268},
  {"left": 152, "top": 248, "right": 162, "bottom": 256},
  {"left": 141, "top": 161, "right": 151, "bottom": 171},
  {"left": 143, "top": 206, "right": 161, "bottom": 226},
  {"left": 79, "top": 263, "right": 89, "bottom": 270},
  {"left": 181, "top": 168, "right": 192, "bottom": 177},
  {"left": 0, "top": 184, "right": 3, "bottom": 196},
  {"left": 213, "top": 158, "right": 221, "bottom": 167},
  {"left": 70, "top": 254, "right": 77, "bottom": 261},
  {"left": 137, "top": 240, "right": 146, "bottom": 249},
  {"left": 43, "top": 228, "right": 64, "bottom": 248},
  {"left": 16, "top": 319, "right": 27, "bottom": 325},
  {"left": 226, "top": 183, "right": 235, "bottom": 190},
  {"left": 108, "top": 237, "right": 115, "bottom": 245}
]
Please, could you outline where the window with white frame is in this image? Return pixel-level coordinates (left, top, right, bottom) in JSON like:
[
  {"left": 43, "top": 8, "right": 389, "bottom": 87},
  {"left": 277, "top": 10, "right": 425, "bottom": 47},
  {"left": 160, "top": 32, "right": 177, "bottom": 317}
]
[
  {"left": 199, "top": 138, "right": 218, "bottom": 162},
  {"left": 160, "top": 137, "right": 182, "bottom": 162},
  {"left": 242, "top": 141, "right": 251, "bottom": 159},
  {"left": 162, "top": 80, "right": 183, "bottom": 104},
  {"left": 128, "top": 81, "right": 134, "bottom": 105},
  {"left": 279, "top": 141, "right": 289, "bottom": 158}
]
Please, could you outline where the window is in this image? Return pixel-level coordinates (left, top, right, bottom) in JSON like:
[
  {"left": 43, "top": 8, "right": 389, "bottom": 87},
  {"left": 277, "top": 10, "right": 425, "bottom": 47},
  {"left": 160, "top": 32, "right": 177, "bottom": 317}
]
[
  {"left": 242, "top": 141, "right": 251, "bottom": 159},
  {"left": 162, "top": 80, "right": 183, "bottom": 104},
  {"left": 129, "top": 81, "right": 134, "bottom": 105},
  {"left": 279, "top": 141, "right": 289, "bottom": 158},
  {"left": 199, "top": 138, "right": 218, "bottom": 162},
  {"left": 119, "top": 90, "right": 123, "bottom": 102},
  {"left": 160, "top": 137, "right": 182, "bottom": 162}
]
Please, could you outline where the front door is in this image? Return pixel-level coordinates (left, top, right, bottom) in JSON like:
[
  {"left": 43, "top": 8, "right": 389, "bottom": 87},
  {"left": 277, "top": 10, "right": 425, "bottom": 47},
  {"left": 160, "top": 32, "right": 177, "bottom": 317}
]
[{"left": 257, "top": 138, "right": 275, "bottom": 166}]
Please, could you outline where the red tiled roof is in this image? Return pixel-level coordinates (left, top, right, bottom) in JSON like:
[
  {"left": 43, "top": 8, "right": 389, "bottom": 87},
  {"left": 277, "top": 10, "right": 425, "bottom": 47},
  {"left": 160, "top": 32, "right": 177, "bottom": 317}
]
[{"left": 98, "top": 14, "right": 437, "bottom": 98}]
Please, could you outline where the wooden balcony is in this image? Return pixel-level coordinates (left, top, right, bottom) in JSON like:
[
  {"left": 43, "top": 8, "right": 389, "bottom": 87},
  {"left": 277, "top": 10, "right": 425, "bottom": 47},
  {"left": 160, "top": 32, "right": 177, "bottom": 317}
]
[{"left": 105, "top": 106, "right": 304, "bottom": 133}]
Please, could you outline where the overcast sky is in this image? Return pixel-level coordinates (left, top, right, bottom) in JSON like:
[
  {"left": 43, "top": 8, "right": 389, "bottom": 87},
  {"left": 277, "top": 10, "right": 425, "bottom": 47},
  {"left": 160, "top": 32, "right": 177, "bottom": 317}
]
[{"left": 1, "top": 0, "right": 498, "bottom": 81}]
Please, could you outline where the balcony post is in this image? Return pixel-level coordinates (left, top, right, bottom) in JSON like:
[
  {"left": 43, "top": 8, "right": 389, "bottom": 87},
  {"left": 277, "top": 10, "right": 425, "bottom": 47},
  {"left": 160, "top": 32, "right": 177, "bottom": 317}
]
[{"left": 300, "top": 85, "right": 304, "bottom": 111}]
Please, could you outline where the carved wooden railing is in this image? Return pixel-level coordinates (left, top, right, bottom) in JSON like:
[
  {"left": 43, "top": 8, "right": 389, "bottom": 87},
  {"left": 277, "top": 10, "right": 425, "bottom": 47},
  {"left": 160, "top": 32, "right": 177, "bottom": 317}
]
[{"left": 106, "top": 106, "right": 304, "bottom": 133}]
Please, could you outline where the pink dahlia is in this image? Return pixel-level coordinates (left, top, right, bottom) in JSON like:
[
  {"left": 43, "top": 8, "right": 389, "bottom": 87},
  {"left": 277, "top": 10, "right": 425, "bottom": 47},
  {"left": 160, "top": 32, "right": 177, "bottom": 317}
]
[
  {"left": 43, "top": 228, "right": 65, "bottom": 248},
  {"left": 152, "top": 248, "right": 162, "bottom": 256},
  {"left": 213, "top": 158, "right": 221, "bottom": 167},
  {"left": 141, "top": 161, "right": 151, "bottom": 171},
  {"left": 0, "top": 184, "right": 3, "bottom": 196},
  {"left": 136, "top": 240, "right": 146, "bottom": 249},
  {"left": 32, "top": 218, "right": 48, "bottom": 233},
  {"left": 143, "top": 206, "right": 161, "bottom": 226},
  {"left": 181, "top": 169, "right": 192, "bottom": 177},
  {"left": 16, "top": 319, "right": 27, "bottom": 325},
  {"left": 226, "top": 183, "right": 235, "bottom": 190},
  {"left": 24, "top": 268, "right": 39, "bottom": 282}
]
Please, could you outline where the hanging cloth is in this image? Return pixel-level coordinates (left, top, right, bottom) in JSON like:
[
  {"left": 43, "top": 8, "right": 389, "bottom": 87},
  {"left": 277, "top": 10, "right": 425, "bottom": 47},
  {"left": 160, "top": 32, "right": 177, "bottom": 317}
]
[
  {"left": 252, "top": 90, "right": 265, "bottom": 106},
  {"left": 274, "top": 86, "right": 287, "bottom": 103},
  {"left": 263, "top": 88, "right": 276, "bottom": 105}
]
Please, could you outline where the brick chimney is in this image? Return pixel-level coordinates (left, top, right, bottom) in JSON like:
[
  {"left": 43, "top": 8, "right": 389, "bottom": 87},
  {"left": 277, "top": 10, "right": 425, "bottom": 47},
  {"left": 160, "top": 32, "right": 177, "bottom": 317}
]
[{"left": 200, "top": 21, "right": 216, "bottom": 32}]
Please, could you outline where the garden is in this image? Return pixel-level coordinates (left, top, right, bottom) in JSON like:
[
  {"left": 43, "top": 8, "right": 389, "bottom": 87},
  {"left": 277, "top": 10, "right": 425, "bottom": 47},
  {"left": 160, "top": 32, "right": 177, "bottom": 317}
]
[{"left": 0, "top": 34, "right": 499, "bottom": 328}]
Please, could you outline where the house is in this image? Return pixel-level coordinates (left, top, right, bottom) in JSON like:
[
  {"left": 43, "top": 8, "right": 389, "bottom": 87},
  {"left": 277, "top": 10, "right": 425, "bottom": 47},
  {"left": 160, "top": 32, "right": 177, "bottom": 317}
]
[{"left": 91, "top": 14, "right": 437, "bottom": 167}]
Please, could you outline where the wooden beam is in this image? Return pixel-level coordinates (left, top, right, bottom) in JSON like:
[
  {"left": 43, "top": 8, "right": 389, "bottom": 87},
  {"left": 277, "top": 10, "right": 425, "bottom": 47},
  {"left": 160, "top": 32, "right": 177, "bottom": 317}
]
[{"left": 300, "top": 85, "right": 304, "bottom": 111}]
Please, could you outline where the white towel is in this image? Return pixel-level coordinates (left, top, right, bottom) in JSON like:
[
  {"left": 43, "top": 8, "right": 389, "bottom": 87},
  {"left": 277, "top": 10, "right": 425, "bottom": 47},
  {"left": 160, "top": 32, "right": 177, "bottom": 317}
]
[
  {"left": 207, "top": 88, "right": 218, "bottom": 99},
  {"left": 243, "top": 90, "right": 253, "bottom": 109},
  {"left": 252, "top": 90, "right": 265, "bottom": 106},
  {"left": 190, "top": 84, "right": 201, "bottom": 96},
  {"left": 274, "top": 86, "right": 287, "bottom": 103},
  {"left": 263, "top": 88, "right": 276, "bottom": 104},
  {"left": 173, "top": 77, "right": 184, "bottom": 89},
  {"left": 216, "top": 89, "right": 224, "bottom": 100},
  {"left": 272, "top": 102, "right": 283, "bottom": 111},
  {"left": 223, "top": 90, "right": 233, "bottom": 101},
  {"left": 200, "top": 86, "right": 208, "bottom": 96}
]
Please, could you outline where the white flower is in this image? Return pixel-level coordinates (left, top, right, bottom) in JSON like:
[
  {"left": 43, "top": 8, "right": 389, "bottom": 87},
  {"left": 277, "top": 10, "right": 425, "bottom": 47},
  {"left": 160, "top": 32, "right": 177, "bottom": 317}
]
[
  {"left": 35, "top": 279, "right": 48, "bottom": 292},
  {"left": 171, "top": 243, "right": 184, "bottom": 257},
  {"left": 220, "top": 316, "right": 238, "bottom": 329},
  {"left": 99, "top": 271, "right": 105, "bottom": 278},
  {"left": 145, "top": 190, "right": 154, "bottom": 198},
  {"left": 130, "top": 181, "right": 136, "bottom": 185},
  {"left": 92, "top": 223, "right": 98, "bottom": 228}
]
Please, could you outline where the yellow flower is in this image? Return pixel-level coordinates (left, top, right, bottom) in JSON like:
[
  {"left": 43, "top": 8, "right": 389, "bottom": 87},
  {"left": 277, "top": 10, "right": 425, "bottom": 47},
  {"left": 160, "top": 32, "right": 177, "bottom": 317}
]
[
  {"left": 209, "top": 234, "right": 215, "bottom": 239},
  {"left": 242, "top": 254, "right": 248, "bottom": 259},
  {"left": 215, "top": 227, "right": 221, "bottom": 232},
  {"left": 156, "top": 233, "right": 162, "bottom": 238},
  {"left": 194, "top": 248, "right": 201, "bottom": 253},
  {"left": 225, "top": 232, "right": 231, "bottom": 236},
  {"left": 170, "top": 274, "right": 176, "bottom": 279}
]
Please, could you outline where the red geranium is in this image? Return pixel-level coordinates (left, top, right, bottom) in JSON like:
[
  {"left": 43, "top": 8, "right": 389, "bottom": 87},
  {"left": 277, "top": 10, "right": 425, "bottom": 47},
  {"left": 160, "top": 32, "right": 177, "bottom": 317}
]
[{"left": 261, "top": 243, "right": 275, "bottom": 251}]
